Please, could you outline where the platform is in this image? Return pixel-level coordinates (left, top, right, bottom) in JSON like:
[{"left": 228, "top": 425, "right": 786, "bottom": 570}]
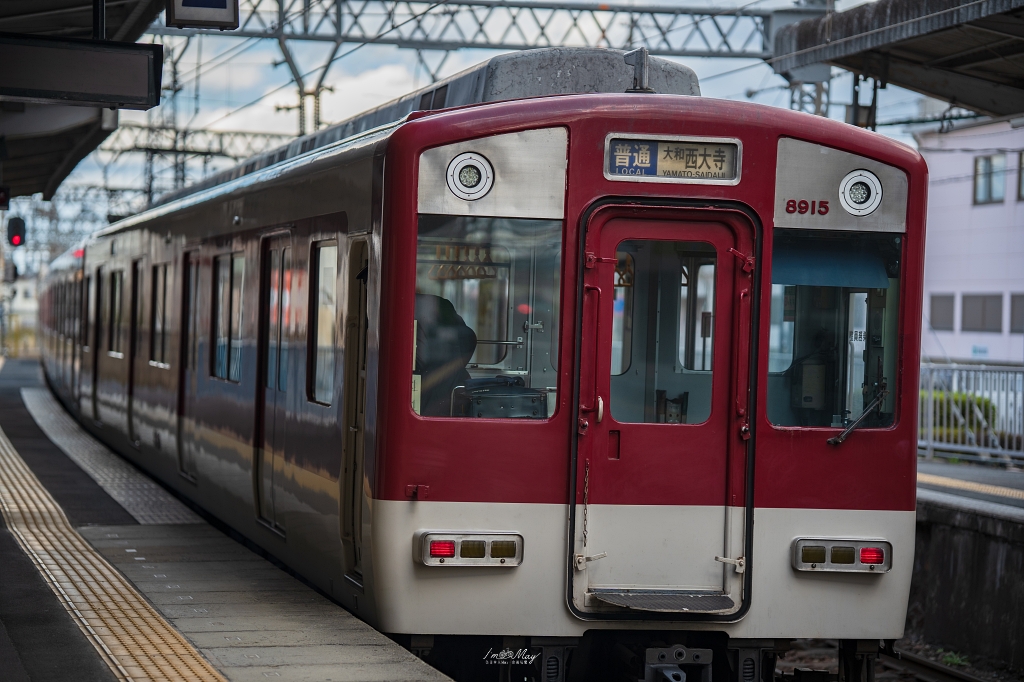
[
  {"left": 917, "top": 460, "right": 1024, "bottom": 510},
  {"left": 0, "top": 358, "right": 449, "bottom": 682}
]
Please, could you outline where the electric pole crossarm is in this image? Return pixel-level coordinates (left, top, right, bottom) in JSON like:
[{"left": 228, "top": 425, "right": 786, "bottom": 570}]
[
  {"left": 147, "top": 0, "right": 771, "bottom": 59},
  {"left": 101, "top": 124, "right": 293, "bottom": 160}
]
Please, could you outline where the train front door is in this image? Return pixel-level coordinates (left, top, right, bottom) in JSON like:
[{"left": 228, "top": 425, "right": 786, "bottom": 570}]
[
  {"left": 571, "top": 206, "right": 755, "bottom": 617},
  {"left": 257, "top": 236, "right": 291, "bottom": 532}
]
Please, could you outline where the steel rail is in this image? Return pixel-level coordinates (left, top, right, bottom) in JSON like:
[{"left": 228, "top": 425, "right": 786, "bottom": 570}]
[{"left": 881, "top": 649, "right": 993, "bottom": 682}]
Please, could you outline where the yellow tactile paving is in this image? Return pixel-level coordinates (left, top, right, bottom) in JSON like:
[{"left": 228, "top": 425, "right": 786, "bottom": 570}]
[
  {"left": 0, "top": 419, "right": 227, "bottom": 681},
  {"left": 918, "top": 472, "right": 1024, "bottom": 502}
]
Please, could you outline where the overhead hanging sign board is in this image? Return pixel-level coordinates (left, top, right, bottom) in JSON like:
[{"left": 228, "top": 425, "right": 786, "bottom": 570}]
[
  {"left": 166, "top": 0, "right": 240, "bottom": 30},
  {"left": 0, "top": 34, "right": 162, "bottom": 109}
]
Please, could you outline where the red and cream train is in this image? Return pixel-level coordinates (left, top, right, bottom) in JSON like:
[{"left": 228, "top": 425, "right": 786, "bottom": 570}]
[{"left": 39, "top": 48, "right": 926, "bottom": 682}]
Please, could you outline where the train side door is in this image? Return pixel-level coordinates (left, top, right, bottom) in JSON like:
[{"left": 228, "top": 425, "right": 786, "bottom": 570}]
[
  {"left": 571, "top": 207, "right": 754, "bottom": 617},
  {"left": 257, "top": 236, "right": 291, "bottom": 532},
  {"left": 341, "top": 240, "right": 368, "bottom": 579},
  {"left": 178, "top": 252, "right": 200, "bottom": 480}
]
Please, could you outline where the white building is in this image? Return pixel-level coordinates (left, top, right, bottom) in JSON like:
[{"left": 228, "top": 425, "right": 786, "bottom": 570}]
[{"left": 915, "top": 116, "right": 1024, "bottom": 365}]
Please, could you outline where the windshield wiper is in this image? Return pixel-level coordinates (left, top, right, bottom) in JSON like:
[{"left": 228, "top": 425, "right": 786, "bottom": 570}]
[{"left": 827, "top": 388, "right": 890, "bottom": 446}]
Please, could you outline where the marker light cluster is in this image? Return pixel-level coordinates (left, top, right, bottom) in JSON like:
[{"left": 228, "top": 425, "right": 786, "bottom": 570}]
[
  {"left": 418, "top": 532, "right": 523, "bottom": 566},
  {"left": 792, "top": 538, "right": 892, "bottom": 573}
]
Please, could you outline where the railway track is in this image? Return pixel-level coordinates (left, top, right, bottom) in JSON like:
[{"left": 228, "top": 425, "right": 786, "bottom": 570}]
[{"left": 880, "top": 649, "right": 992, "bottom": 682}]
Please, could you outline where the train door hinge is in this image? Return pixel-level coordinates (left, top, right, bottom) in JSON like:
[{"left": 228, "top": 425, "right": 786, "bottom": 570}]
[
  {"left": 715, "top": 555, "right": 746, "bottom": 573},
  {"left": 585, "top": 252, "right": 617, "bottom": 269}
]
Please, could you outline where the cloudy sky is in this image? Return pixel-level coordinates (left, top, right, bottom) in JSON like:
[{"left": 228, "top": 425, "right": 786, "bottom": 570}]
[{"left": 11, "top": 0, "right": 949, "bottom": 270}]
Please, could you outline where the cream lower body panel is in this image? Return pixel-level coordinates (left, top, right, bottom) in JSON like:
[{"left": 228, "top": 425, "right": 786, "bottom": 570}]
[{"left": 371, "top": 500, "right": 914, "bottom": 639}]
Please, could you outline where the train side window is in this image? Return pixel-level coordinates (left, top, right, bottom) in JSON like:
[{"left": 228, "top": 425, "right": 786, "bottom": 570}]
[
  {"left": 413, "top": 215, "right": 563, "bottom": 418},
  {"left": 309, "top": 241, "right": 338, "bottom": 404},
  {"left": 213, "top": 253, "right": 245, "bottom": 382},
  {"left": 82, "top": 276, "right": 90, "bottom": 350},
  {"left": 94, "top": 268, "right": 103, "bottom": 351},
  {"left": 766, "top": 230, "right": 901, "bottom": 428},
  {"left": 150, "top": 263, "right": 170, "bottom": 366},
  {"left": 132, "top": 261, "right": 144, "bottom": 359},
  {"left": 108, "top": 270, "right": 125, "bottom": 357},
  {"left": 769, "top": 285, "right": 796, "bottom": 372}
]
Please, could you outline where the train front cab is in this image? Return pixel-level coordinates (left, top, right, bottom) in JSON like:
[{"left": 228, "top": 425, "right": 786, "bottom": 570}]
[{"left": 373, "top": 94, "right": 925, "bottom": 679}]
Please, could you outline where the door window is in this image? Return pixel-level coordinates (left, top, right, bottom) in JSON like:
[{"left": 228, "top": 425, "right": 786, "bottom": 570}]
[
  {"left": 767, "top": 230, "right": 901, "bottom": 428},
  {"left": 213, "top": 253, "right": 245, "bottom": 382},
  {"left": 609, "top": 240, "right": 716, "bottom": 424},
  {"left": 610, "top": 253, "right": 633, "bottom": 376}
]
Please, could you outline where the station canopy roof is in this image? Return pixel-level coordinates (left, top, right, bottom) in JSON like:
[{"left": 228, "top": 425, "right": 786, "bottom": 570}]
[
  {"left": 773, "top": 0, "right": 1024, "bottom": 117},
  {"left": 0, "top": 1, "right": 163, "bottom": 200}
]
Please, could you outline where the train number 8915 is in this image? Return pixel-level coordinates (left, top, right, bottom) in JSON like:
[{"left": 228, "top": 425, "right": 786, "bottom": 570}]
[{"left": 785, "top": 199, "right": 829, "bottom": 215}]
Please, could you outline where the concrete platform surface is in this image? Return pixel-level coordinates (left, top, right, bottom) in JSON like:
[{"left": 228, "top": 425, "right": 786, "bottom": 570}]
[
  {"left": 919, "top": 459, "right": 1024, "bottom": 509},
  {"left": 0, "top": 359, "right": 449, "bottom": 682},
  {"left": 80, "top": 524, "right": 449, "bottom": 682}
]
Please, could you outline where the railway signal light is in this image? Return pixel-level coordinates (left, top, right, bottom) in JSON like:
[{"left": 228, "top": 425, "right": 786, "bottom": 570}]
[{"left": 7, "top": 217, "right": 25, "bottom": 247}]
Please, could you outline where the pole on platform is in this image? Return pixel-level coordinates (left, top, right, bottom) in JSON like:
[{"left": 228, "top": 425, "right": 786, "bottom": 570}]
[{"left": 93, "top": 0, "right": 105, "bottom": 40}]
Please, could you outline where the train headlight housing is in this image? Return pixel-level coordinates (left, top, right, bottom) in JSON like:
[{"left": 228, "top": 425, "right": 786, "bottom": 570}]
[
  {"left": 446, "top": 152, "right": 494, "bottom": 201},
  {"left": 792, "top": 538, "right": 892, "bottom": 573},
  {"left": 417, "top": 532, "right": 523, "bottom": 566},
  {"left": 839, "top": 169, "right": 883, "bottom": 217}
]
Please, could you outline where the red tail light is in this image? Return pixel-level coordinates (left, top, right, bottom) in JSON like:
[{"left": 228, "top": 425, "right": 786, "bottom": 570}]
[
  {"left": 860, "top": 547, "right": 885, "bottom": 564},
  {"left": 429, "top": 540, "right": 456, "bottom": 558}
]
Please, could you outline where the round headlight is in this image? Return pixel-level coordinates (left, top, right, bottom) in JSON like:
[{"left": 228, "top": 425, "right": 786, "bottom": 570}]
[
  {"left": 447, "top": 152, "right": 493, "bottom": 201},
  {"left": 839, "top": 170, "right": 882, "bottom": 216}
]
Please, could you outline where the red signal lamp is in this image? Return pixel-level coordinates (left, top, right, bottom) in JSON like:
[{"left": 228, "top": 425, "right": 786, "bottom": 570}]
[
  {"left": 429, "top": 540, "right": 456, "bottom": 558},
  {"left": 11, "top": 235, "right": 21, "bottom": 246}
]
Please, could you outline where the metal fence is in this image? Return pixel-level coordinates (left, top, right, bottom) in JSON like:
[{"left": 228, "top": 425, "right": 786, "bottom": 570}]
[{"left": 919, "top": 363, "right": 1024, "bottom": 465}]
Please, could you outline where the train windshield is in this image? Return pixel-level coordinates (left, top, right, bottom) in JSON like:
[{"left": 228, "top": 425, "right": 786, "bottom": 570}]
[
  {"left": 412, "top": 215, "right": 563, "bottom": 419},
  {"left": 767, "top": 230, "right": 901, "bottom": 428}
]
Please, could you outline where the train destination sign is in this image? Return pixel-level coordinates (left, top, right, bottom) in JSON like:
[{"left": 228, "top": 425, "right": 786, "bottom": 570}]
[{"left": 604, "top": 135, "right": 741, "bottom": 185}]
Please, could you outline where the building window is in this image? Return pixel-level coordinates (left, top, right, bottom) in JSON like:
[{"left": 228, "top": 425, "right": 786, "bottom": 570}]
[
  {"left": 961, "top": 294, "right": 1002, "bottom": 333},
  {"left": 213, "top": 253, "right": 245, "bottom": 381},
  {"left": 1011, "top": 294, "right": 1024, "bottom": 334},
  {"left": 1019, "top": 152, "right": 1024, "bottom": 201},
  {"left": 973, "top": 154, "right": 1005, "bottom": 204},
  {"left": 151, "top": 263, "right": 169, "bottom": 365},
  {"left": 310, "top": 242, "right": 338, "bottom": 404},
  {"left": 929, "top": 294, "right": 955, "bottom": 331}
]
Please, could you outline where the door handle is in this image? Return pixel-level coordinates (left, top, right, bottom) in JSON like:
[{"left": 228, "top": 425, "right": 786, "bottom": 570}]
[
  {"left": 596, "top": 396, "right": 603, "bottom": 423},
  {"left": 574, "top": 552, "right": 608, "bottom": 571}
]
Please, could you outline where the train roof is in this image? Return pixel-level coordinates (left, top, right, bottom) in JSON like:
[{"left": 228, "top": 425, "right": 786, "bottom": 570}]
[{"left": 154, "top": 47, "right": 699, "bottom": 207}]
